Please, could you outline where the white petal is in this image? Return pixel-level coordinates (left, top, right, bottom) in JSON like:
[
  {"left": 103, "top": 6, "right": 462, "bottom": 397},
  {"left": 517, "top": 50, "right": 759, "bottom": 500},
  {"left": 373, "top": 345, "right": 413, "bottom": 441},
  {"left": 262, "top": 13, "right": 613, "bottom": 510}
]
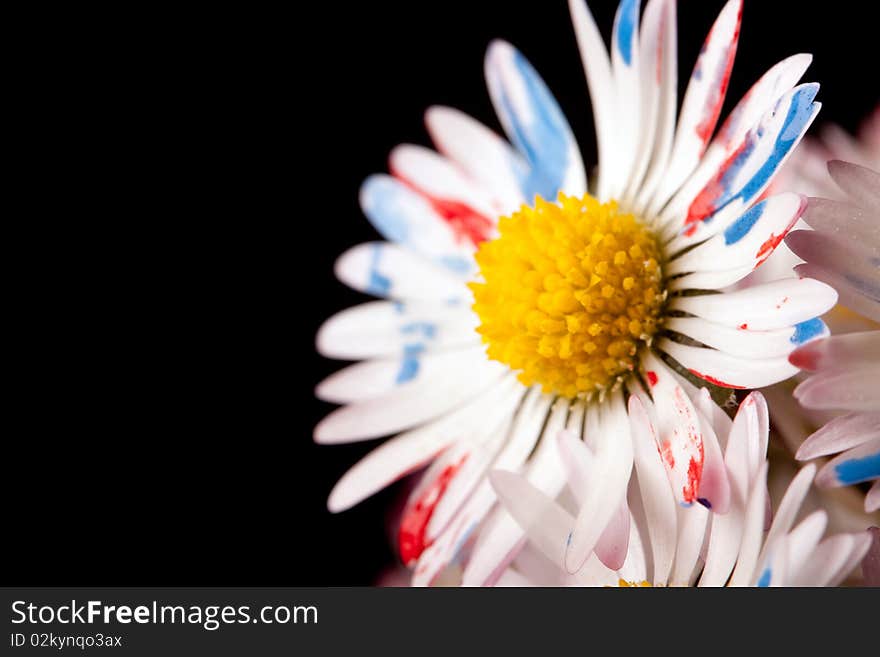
[
  {"left": 425, "top": 106, "right": 526, "bottom": 215},
  {"left": 315, "top": 346, "right": 490, "bottom": 405},
  {"left": 568, "top": 0, "right": 618, "bottom": 201},
  {"left": 316, "top": 300, "right": 479, "bottom": 361},
  {"left": 790, "top": 534, "right": 856, "bottom": 587},
  {"left": 694, "top": 396, "right": 730, "bottom": 513},
  {"left": 756, "top": 464, "right": 817, "bottom": 572},
  {"left": 668, "top": 278, "right": 838, "bottom": 330},
  {"left": 564, "top": 390, "right": 634, "bottom": 573},
  {"left": 867, "top": 480, "right": 880, "bottom": 513},
  {"left": 608, "top": 0, "right": 641, "bottom": 200},
  {"left": 628, "top": 394, "right": 678, "bottom": 585},
  {"left": 665, "top": 316, "right": 828, "bottom": 360},
  {"left": 658, "top": 338, "right": 799, "bottom": 389},
  {"left": 793, "top": 262, "right": 880, "bottom": 323},
  {"left": 784, "top": 510, "right": 828, "bottom": 585},
  {"left": 727, "top": 461, "right": 768, "bottom": 586},
  {"left": 489, "top": 469, "right": 574, "bottom": 570},
  {"left": 314, "top": 358, "right": 505, "bottom": 443},
  {"left": 335, "top": 241, "right": 468, "bottom": 302},
  {"left": 325, "top": 375, "right": 521, "bottom": 511}
]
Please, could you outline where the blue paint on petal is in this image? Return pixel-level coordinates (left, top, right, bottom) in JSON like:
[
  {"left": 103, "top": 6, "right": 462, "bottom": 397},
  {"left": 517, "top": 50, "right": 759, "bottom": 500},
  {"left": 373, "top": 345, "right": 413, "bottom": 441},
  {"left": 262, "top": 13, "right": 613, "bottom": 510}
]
[
  {"left": 834, "top": 451, "right": 880, "bottom": 485},
  {"left": 362, "top": 177, "right": 410, "bottom": 243},
  {"left": 734, "top": 86, "right": 819, "bottom": 204},
  {"left": 401, "top": 322, "right": 437, "bottom": 339},
  {"left": 697, "top": 497, "right": 712, "bottom": 509},
  {"left": 497, "top": 49, "right": 570, "bottom": 202},
  {"left": 615, "top": 0, "right": 638, "bottom": 66},
  {"left": 723, "top": 201, "right": 765, "bottom": 245},
  {"left": 790, "top": 318, "right": 826, "bottom": 345},
  {"left": 367, "top": 243, "right": 391, "bottom": 296},
  {"left": 843, "top": 272, "right": 880, "bottom": 301},
  {"left": 396, "top": 343, "right": 425, "bottom": 384},
  {"left": 757, "top": 567, "right": 772, "bottom": 587},
  {"left": 439, "top": 255, "right": 473, "bottom": 274}
]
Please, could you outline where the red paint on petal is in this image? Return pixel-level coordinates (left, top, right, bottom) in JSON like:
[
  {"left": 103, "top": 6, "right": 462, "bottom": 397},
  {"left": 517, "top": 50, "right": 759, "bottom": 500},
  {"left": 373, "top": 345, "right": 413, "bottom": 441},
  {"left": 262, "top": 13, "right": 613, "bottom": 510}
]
[
  {"left": 688, "top": 368, "right": 747, "bottom": 390},
  {"left": 738, "top": 323, "right": 748, "bottom": 330},
  {"left": 398, "top": 455, "right": 468, "bottom": 566},
  {"left": 659, "top": 440, "right": 676, "bottom": 470},
  {"left": 646, "top": 371, "right": 659, "bottom": 387}
]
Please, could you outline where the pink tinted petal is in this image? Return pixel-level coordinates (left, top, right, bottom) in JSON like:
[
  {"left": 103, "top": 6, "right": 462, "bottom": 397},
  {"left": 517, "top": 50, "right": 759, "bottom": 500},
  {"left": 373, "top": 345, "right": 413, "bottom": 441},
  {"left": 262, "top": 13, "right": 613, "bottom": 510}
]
[
  {"left": 789, "top": 331, "right": 880, "bottom": 372},
  {"left": 796, "top": 412, "right": 880, "bottom": 460},
  {"left": 793, "top": 366, "right": 880, "bottom": 413},
  {"left": 863, "top": 527, "right": 880, "bottom": 586},
  {"left": 827, "top": 160, "right": 880, "bottom": 210}
]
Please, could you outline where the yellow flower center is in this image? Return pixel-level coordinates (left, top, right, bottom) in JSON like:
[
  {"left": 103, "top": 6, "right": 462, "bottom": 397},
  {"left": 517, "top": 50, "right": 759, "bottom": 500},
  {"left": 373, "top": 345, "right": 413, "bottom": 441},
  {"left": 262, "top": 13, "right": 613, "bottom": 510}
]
[
  {"left": 470, "top": 194, "right": 665, "bottom": 399},
  {"left": 617, "top": 579, "right": 653, "bottom": 587}
]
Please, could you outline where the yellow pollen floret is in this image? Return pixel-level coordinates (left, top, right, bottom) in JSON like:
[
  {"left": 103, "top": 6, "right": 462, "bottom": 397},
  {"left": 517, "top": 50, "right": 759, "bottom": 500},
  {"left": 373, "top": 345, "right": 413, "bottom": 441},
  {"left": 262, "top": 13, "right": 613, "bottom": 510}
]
[{"left": 469, "top": 193, "right": 664, "bottom": 399}]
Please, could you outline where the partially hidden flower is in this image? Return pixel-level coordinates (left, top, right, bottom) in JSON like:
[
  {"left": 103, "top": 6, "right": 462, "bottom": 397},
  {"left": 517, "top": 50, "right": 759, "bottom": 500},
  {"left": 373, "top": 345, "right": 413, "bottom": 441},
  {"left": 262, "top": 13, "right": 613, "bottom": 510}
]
[
  {"left": 490, "top": 392, "right": 874, "bottom": 586},
  {"left": 786, "top": 161, "right": 880, "bottom": 513},
  {"left": 315, "top": 0, "right": 836, "bottom": 585}
]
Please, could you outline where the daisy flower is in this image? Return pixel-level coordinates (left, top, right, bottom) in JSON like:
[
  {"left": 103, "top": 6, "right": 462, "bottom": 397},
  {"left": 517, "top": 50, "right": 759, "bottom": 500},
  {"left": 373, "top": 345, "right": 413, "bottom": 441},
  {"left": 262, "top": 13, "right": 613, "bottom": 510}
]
[
  {"left": 490, "top": 391, "right": 874, "bottom": 586},
  {"left": 315, "top": 0, "right": 837, "bottom": 585},
  {"left": 785, "top": 161, "right": 880, "bottom": 513}
]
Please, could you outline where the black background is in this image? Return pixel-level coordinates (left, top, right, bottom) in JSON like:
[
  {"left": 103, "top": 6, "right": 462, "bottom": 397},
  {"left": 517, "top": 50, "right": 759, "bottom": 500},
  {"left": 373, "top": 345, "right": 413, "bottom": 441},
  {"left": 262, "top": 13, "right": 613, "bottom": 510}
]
[{"left": 6, "top": 1, "right": 877, "bottom": 586}]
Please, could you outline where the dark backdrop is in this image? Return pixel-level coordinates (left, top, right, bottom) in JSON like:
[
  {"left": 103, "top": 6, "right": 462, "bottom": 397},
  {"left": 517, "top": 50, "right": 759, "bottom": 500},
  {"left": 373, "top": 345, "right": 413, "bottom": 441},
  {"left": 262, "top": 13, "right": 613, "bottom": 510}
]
[{"left": 7, "top": 1, "right": 876, "bottom": 586}]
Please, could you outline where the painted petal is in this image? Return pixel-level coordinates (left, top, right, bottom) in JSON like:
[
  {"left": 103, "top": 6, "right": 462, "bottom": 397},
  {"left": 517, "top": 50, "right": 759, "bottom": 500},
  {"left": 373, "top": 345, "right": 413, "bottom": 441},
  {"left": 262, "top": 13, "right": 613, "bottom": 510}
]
[
  {"left": 485, "top": 41, "right": 586, "bottom": 200},
  {"left": 815, "top": 439, "right": 880, "bottom": 488},
  {"left": 727, "top": 461, "right": 768, "bottom": 587},
  {"left": 488, "top": 469, "right": 574, "bottom": 570},
  {"left": 785, "top": 231, "right": 879, "bottom": 303},
  {"left": 568, "top": 0, "right": 618, "bottom": 201},
  {"left": 668, "top": 278, "right": 838, "bottom": 331},
  {"left": 325, "top": 376, "right": 521, "bottom": 511},
  {"left": 594, "top": 496, "right": 631, "bottom": 572},
  {"left": 360, "top": 175, "right": 476, "bottom": 274},
  {"left": 793, "top": 262, "right": 880, "bottom": 323},
  {"left": 827, "top": 160, "right": 880, "bottom": 210},
  {"left": 694, "top": 393, "right": 730, "bottom": 514},
  {"left": 564, "top": 390, "right": 634, "bottom": 573},
  {"left": 795, "top": 412, "right": 880, "bottom": 460},
  {"left": 669, "top": 83, "right": 822, "bottom": 249},
  {"left": 425, "top": 106, "right": 526, "bottom": 215},
  {"left": 655, "top": 54, "right": 813, "bottom": 233},
  {"left": 666, "top": 193, "right": 806, "bottom": 275},
  {"left": 793, "top": 366, "right": 880, "bottom": 413},
  {"left": 390, "top": 145, "right": 498, "bottom": 219},
  {"left": 789, "top": 331, "right": 880, "bottom": 372},
  {"left": 756, "top": 464, "right": 816, "bottom": 572},
  {"left": 316, "top": 345, "right": 492, "bottom": 405},
  {"left": 666, "top": 316, "right": 828, "bottom": 360},
  {"left": 642, "top": 353, "right": 705, "bottom": 506},
  {"left": 628, "top": 394, "right": 678, "bottom": 585},
  {"left": 316, "top": 300, "right": 478, "bottom": 360},
  {"left": 658, "top": 338, "right": 799, "bottom": 389},
  {"left": 862, "top": 527, "right": 880, "bottom": 586},
  {"left": 801, "top": 198, "right": 879, "bottom": 247},
  {"left": 646, "top": 0, "right": 742, "bottom": 215},
  {"left": 314, "top": 359, "right": 505, "bottom": 443},
  {"left": 335, "top": 242, "right": 467, "bottom": 302}
]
